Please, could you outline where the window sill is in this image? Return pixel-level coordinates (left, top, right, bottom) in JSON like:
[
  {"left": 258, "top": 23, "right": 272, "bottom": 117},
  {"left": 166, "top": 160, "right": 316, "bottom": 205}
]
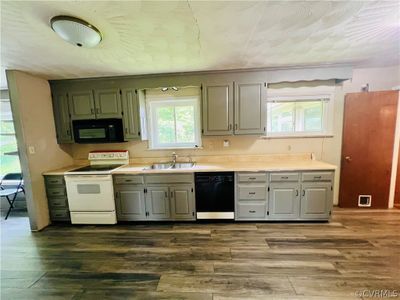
[{"left": 262, "top": 134, "right": 334, "bottom": 139}]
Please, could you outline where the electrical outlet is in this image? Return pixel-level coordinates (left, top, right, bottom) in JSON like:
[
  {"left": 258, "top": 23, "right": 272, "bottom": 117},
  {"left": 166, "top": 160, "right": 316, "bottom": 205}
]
[
  {"left": 223, "top": 140, "right": 230, "bottom": 147},
  {"left": 28, "top": 146, "right": 35, "bottom": 154}
]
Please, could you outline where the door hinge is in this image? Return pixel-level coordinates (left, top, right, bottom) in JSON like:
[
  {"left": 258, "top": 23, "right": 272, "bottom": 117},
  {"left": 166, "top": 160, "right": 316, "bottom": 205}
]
[
  {"left": 191, "top": 188, "right": 194, "bottom": 192},
  {"left": 331, "top": 186, "right": 333, "bottom": 191},
  {"left": 115, "top": 191, "right": 119, "bottom": 198},
  {"left": 200, "top": 84, "right": 203, "bottom": 90},
  {"left": 121, "top": 111, "right": 124, "bottom": 115},
  {"left": 267, "top": 186, "right": 270, "bottom": 192},
  {"left": 264, "top": 82, "right": 267, "bottom": 87},
  {"left": 329, "top": 210, "right": 332, "bottom": 215},
  {"left": 201, "top": 129, "right": 204, "bottom": 134},
  {"left": 144, "top": 188, "right": 147, "bottom": 193},
  {"left": 135, "top": 89, "right": 138, "bottom": 94},
  {"left": 192, "top": 211, "right": 195, "bottom": 216},
  {"left": 267, "top": 211, "right": 269, "bottom": 216},
  {"left": 264, "top": 127, "right": 266, "bottom": 132},
  {"left": 119, "top": 89, "right": 122, "bottom": 95},
  {"left": 138, "top": 131, "right": 141, "bottom": 136}
]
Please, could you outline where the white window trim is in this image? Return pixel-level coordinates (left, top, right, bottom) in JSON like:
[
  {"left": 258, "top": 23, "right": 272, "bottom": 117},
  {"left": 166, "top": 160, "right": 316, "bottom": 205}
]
[
  {"left": 146, "top": 96, "right": 202, "bottom": 150},
  {"left": 265, "top": 90, "right": 335, "bottom": 138}
]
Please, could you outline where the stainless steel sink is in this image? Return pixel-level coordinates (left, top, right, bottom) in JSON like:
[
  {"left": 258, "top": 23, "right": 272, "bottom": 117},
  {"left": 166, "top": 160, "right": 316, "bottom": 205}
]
[
  {"left": 147, "top": 163, "right": 172, "bottom": 169},
  {"left": 171, "top": 162, "right": 195, "bottom": 169},
  {"left": 145, "top": 162, "right": 195, "bottom": 170}
]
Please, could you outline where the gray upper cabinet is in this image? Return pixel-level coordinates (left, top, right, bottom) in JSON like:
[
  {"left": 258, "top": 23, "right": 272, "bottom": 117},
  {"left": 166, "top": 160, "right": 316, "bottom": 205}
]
[
  {"left": 234, "top": 82, "right": 266, "bottom": 135},
  {"left": 115, "top": 187, "right": 146, "bottom": 221},
  {"left": 52, "top": 92, "right": 73, "bottom": 143},
  {"left": 146, "top": 187, "right": 171, "bottom": 220},
  {"left": 202, "top": 83, "right": 234, "bottom": 135},
  {"left": 121, "top": 88, "right": 140, "bottom": 140},
  {"left": 69, "top": 90, "right": 96, "bottom": 120},
  {"left": 269, "top": 182, "right": 300, "bottom": 219},
  {"left": 170, "top": 185, "right": 195, "bottom": 220},
  {"left": 300, "top": 182, "right": 332, "bottom": 219},
  {"left": 94, "top": 88, "right": 122, "bottom": 119}
]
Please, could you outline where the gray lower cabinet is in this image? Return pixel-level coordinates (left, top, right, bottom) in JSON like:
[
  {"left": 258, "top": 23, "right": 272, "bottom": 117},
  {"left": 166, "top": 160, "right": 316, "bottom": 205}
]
[
  {"left": 235, "top": 172, "right": 269, "bottom": 221},
  {"left": 269, "top": 182, "right": 301, "bottom": 219},
  {"left": 69, "top": 90, "right": 96, "bottom": 120},
  {"left": 113, "top": 174, "right": 195, "bottom": 221},
  {"left": 52, "top": 92, "right": 73, "bottom": 144},
  {"left": 146, "top": 187, "right": 171, "bottom": 220},
  {"left": 44, "top": 175, "right": 70, "bottom": 222},
  {"left": 121, "top": 88, "right": 140, "bottom": 140},
  {"left": 202, "top": 82, "right": 234, "bottom": 135},
  {"left": 115, "top": 186, "right": 146, "bottom": 220},
  {"left": 170, "top": 185, "right": 195, "bottom": 220},
  {"left": 300, "top": 182, "right": 333, "bottom": 219},
  {"left": 234, "top": 82, "right": 266, "bottom": 135}
]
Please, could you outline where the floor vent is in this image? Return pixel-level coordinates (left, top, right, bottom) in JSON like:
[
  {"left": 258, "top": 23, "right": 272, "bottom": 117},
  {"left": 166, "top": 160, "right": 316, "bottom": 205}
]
[{"left": 358, "top": 195, "right": 372, "bottom": 207}]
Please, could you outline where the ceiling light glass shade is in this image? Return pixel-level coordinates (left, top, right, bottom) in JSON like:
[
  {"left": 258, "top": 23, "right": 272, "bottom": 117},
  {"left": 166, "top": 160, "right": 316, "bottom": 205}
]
[{"left": 51, "top": 16, "right": 102, "bottom": 48}]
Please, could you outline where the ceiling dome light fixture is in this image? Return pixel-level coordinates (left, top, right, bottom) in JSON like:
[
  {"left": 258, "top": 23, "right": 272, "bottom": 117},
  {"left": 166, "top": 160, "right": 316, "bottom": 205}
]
[{"left": 50, "top": 15, "right": 102, "bottom": 48}]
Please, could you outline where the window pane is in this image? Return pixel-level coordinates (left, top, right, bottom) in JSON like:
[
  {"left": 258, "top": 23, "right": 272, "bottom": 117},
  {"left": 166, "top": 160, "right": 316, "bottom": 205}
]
[
  {"left": 268, "top": 102, "right": 295, "bottom": 133},
  {"left": 303, "top": 101, "right": 323, "bottom": 132},
  {"left": 175, "top": 106, "right": 195, "bottom": 143},
  {"left": 156, "top": 106, "right": 175, "bottom": 144}
]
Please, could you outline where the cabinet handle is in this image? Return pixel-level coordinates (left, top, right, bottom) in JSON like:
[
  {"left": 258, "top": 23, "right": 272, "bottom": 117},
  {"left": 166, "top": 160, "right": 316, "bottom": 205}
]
[
  {"left": 302, "top": 190, "right": 305, "bottom": 197},
  {"left": 170, "top": 191, "right": 173, "bottom": 198},
  {"left": 90, "top": 108, "right": 94, "bottom": 114},
  {"left": 52, "top": 191, "right": 60, "bottom": 195},
  {"left": 248, "top": 192, "right": 256, "bottom": 195},
  {"left": 281, "top": 176, "right": 289, "bottom": 179},
  {"left": 124, "top": 179, "right": 132, "bottom": 182},
  {"left": 249, "top": 210, "right": 256, "bottom": 213},
  {"left": 165, "top": 191, "right": 168, "bottom": 198},
  {"left": 66, "top": 129, "right": 70, "bottom": 136},
  {"left": 248, "top": 177, "right": 256, "bottom": 180},
  {"left": 314, "top": 176, "right": 322, "bottom": 179},
  {"left": 50, "top": 180, "right": 58, "bottom": 183},
  {"left": 296, "top": 190, "right": 299, "bottom": 197}
]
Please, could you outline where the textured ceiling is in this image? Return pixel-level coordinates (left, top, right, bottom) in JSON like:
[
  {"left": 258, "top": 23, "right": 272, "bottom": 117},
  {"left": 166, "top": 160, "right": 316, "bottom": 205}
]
[{"left": 1, "top": 1, "right": 399, "bottom": 87}]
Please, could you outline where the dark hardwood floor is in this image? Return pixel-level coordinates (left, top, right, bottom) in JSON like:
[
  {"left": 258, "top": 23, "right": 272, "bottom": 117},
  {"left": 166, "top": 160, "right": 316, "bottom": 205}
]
[{"left": 1, "top": 208, "right": 399, "bottom": 299}]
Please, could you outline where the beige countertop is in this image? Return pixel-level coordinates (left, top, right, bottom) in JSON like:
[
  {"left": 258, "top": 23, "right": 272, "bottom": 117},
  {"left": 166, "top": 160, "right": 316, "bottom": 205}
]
[{"left": 43, "top": 159, "right": 336, "bottom": 176}]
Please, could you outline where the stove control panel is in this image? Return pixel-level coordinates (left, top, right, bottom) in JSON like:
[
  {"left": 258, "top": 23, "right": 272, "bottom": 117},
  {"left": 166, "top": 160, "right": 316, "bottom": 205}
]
[{"left": 88, "top": 151, "right": 129, "bottom": 164}]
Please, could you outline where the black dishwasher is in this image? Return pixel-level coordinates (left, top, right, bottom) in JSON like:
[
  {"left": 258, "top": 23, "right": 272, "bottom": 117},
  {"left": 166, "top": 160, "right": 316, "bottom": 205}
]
[{"left": 195, "top": 172, "right": 234, "bottom": 219}]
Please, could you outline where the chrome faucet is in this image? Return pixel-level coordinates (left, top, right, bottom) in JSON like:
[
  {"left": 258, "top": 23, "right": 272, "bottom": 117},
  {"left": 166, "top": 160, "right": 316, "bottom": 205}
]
[{"left": 172, "top": 152, "right": 178, "bottom": 166}]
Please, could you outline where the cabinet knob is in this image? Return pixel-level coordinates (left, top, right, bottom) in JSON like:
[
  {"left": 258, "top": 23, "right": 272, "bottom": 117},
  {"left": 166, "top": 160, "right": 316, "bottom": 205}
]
[{"left": 345, "top": 156, "right": 352, "bottom": 162}]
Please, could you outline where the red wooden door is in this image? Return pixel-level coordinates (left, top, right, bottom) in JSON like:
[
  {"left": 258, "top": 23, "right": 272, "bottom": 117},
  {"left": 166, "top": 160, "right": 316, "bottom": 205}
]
[{"left": 339, "top": 91, "right": 398, "bottom": 208}]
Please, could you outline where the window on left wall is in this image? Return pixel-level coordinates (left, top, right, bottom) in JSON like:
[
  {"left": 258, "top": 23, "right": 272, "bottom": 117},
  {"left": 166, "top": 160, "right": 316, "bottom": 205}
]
[
  {"left": 145, "top": 87, "right": 202, "bottom": 149},
  {"left": 0, "top": 98, "right": 21, "bottom": 177}
]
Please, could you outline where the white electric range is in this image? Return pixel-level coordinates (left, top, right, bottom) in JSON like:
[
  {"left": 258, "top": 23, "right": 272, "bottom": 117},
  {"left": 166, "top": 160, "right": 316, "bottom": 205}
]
[{"left": 65, "top": 150, "right": 129, "bottom": 224}]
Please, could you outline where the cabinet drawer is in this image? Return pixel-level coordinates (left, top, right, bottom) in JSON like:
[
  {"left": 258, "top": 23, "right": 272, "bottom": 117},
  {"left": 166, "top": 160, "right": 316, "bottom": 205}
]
[
  {"left": 237, "top": 202, "right": 266, "bottom": 219},
  {"left": 146, "top": 174, "right": 193, "bottom": 184},
  {"left": 50, "top": 209, "right": 70, "bottom": 221},
  {"left": 238, "top": 173, "right": 267, "bottom": 183},
  {"left": 270, "top": 173, "right": 299, "bottom": 182},
  {"left": 48, "top": 197, "right": 68, "bottom": 208},
  {"left": 302, "top": 172, "right": 333, "bottom": 182},
  {"left": 46, "top": 187, "right": 66, "bottom": 197},
  {"left": 238, "top": 185, "right": 266, "bottom": 200},
  {"left": 45, "top": 176, "right": 64, "bottom": 186},
  {"left": 114, "top": 175, "right": 144, "bottom": 185}
]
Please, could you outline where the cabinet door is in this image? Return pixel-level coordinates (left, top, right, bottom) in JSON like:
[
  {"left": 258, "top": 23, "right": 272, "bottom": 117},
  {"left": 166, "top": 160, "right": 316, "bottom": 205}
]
[
  {"left": 94, "top": 88, "right": 122, "bottom": 119},
  {"left": 202, "top": 83, "right": 234, "bottom": 135},
  {"left": 170, "top": 185, "right": 195, "bottom": 220},
  {"left": 69, "top": 90, "right": 96, "bottom": 120},
  {"left": 146, "top": 187, "right": 170, "bottom": 220},
  {"left": 234, "top": 82, "right": 266, "bottom": 135},
  {"left": 121, "top": 88, "right": 140, "bottom": 140},
  {"left": 269, "top": 183, "right": 300, "bottom": 219},
  {"left": 300, "top": 182, "right": 332, "bottom": 219},
  {"left": 53, "top": 92, "right": 73, "bottom": 143},
  {"left": 115, "top": 188, "right": 146, "bottom": 221}
]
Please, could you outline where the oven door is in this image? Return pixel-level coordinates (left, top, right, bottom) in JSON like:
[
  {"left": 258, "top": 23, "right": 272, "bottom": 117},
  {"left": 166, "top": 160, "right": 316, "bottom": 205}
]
[{"left": 65, "top": 175, "right": 115, "bottom": 212}]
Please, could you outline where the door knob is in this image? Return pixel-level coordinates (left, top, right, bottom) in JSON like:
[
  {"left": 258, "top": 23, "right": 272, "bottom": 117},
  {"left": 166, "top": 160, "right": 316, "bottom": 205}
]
[{"left": 345, "top": 156, "right": 352, "bottom": 162}]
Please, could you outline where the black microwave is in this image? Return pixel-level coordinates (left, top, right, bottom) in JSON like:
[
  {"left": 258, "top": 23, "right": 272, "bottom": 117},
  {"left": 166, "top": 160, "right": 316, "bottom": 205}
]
[{"left": 72, "top": 119, "right": 124, "bottom": 144}]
